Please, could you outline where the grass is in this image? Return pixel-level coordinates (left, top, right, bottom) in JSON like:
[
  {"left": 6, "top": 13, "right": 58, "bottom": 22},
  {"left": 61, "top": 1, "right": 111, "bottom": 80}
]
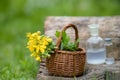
[
  {"left": 0, "top": 0, "right": 120, "bottom": 79},
  {"left": 0, "top": 18, "right": 40, "bottom": 80}
]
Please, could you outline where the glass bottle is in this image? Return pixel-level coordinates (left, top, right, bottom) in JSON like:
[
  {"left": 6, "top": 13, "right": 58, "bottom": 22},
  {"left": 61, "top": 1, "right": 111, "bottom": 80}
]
[
  {"left": 104, "top": 38, "right": 114, "bottom": 64},
  {"left": 86, "top": 24, "right": 106, "bottom": 64}
]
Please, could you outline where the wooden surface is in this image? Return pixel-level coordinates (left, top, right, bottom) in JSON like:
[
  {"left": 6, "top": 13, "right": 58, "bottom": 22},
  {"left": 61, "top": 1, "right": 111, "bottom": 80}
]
[
  {"left": 37, "top": 16, "right": 120, "bottom": 80},
  {"left": 44, "top": 16, "right": 120, "bottom": 59},
  {"left": 37, "top": 60, "right": 120, "bottom": 80}
]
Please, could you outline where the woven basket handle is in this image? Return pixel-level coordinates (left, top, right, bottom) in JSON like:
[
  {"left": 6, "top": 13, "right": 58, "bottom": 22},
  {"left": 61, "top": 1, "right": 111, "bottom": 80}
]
[{"left": 55, "top": 24, "right": 79, "bottom": 51}]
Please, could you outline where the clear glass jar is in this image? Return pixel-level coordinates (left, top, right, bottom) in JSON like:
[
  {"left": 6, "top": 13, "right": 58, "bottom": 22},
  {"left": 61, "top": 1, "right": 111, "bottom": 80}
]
[
  {"left": 104, "top": 38, "right": 114, "bottom": 64},
  {"left": 86, "top": 24, "right": 106, "bottom": 64}
]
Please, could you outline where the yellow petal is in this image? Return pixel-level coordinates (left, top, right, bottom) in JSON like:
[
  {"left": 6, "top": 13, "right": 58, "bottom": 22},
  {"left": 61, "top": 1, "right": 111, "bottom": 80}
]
[
  {"left": 26, "top": 32, "right": 31, "bottom": 38},
  {"left": 31, "top": 53, "right": 36, "bottom": 56},
  {"left": 43, "top": 41, "right": 48, "bottom": 45},
  {"left": 37, "top": 31, "right": 41, "bottom": 35},
  {"left": 41, "top": 45, "right": 46, "bottom": 49},
  {"left": 32, "top": 32, "right": 38, "bottom": 37},
  {"left": 47, "top": 38, "right": 52, "bottom": 42},
  {"left": 27, "top": 46, "right": 34, "bottom": 52},
  {"left": 36, "top": 46, "right": 40, "bottom": 53},
  {"left": 37, "top": 36, "right": 40, "bottom": 40},
  {"left": 35, "top": 56, "right": 41, "bottom": 61},
  {"left": 40, "top": 48, "right": 45, "bottom": 53}
]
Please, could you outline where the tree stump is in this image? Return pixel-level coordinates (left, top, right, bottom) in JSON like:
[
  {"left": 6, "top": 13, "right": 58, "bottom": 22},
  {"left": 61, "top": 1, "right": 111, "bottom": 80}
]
[{"left": 37, "top": 16, "right": 120, "bottom": 80}]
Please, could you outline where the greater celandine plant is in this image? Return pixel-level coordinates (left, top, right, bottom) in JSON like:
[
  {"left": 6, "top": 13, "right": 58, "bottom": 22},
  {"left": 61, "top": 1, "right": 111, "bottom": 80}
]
[
  {"left": 26, "top": 31, "right": 55, "bottom": 61},
  {"left": 26, "top": 31, "right": 80, "bottom": 62}
]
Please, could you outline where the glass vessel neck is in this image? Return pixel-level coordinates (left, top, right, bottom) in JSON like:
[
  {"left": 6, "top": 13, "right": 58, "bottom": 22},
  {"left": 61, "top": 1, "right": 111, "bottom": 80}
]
[{"left": 88, "top": 24, "right": 99, "bottom": 37}]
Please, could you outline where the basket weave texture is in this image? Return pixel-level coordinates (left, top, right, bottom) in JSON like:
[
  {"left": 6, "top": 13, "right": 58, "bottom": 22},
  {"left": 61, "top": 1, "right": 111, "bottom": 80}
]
[{"left": 46, "top": 24, "right": 86, "bottom": 77}]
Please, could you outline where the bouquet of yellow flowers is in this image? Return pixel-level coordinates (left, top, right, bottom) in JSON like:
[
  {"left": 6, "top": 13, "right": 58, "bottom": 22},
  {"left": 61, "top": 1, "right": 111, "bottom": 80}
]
[{"left": 26, "top": 31, "right": 55, "bottom": 61}]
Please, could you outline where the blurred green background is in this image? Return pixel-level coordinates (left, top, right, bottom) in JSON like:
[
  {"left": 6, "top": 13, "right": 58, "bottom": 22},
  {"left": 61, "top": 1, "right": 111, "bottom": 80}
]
[{"left": 0, "top": 0, "right": 120, "bottom": 79}]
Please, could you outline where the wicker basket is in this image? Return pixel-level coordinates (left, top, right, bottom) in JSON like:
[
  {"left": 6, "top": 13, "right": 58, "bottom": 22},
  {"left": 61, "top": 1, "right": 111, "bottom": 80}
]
[{"left": 46, "top": 24, "right": 86, "bottom": 77}]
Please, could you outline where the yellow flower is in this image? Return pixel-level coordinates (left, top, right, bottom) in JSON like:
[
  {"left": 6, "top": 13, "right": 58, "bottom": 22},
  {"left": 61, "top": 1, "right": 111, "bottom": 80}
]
[
  {"left": 26, "top": 32, "right": 32, "bottom": 38},
  {"left": 41, "top": 45, "right": 46, "bottom": 49},
  {"left": 37, "top": 36, "right": 41, "bottom": 40},
  {"left": 31, "top": 52, "right": 36, "bottom": 57},
  {"left": 41, "top": 36, "right": 47, "bottom": 41},
  {"left": 31, "top": 32, "right": 38, "bottom": 37},
  {"left": 47, "top": 38, "right": 52, "bottom": 42},
  {"left": 35, "top": 56, "right": 41, "bottom": 61},
  {"left": 35, "top": 45, "right": 46, "bottom": 53},
  {"left": 27, "top": 40, "right": 36, "bottom": 45},
  {"left": 36, "top": 46, "right": 40, "bottom": 53},
  {"left": 41, "top": 37, "right": 52, "bottom": 45},
  {"left": 43, "top": 41, "right": 48, "bottom": 45},
  {"left": 37, "top": 31, "right": 41, "bottom": 35},
  {"left": 40, "top": 46, "right": 45, "bottom": 53},
  {"left": 27, "top": 45, "right": 35, "bottom": 52}
]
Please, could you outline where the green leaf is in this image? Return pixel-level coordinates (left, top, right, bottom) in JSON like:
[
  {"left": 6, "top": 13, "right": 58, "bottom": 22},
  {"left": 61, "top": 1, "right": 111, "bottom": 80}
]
[
  {"left": 60, "top": 43, "right": 64, "bottom": 50},
  {"left": 55, "top": 31, "right": 60, "bottom": 38},
  {"left": 62, "top": 31, "right": 67, "bottom": 39},
  {"left": 76, "top": 38, "right": 80, "bottom": 44},
  {"left": 55, "top": 31, "right": 80, "bottom": 51},
  {"left": 62, "top": 31, "right": 70, "bottom": 45}
]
